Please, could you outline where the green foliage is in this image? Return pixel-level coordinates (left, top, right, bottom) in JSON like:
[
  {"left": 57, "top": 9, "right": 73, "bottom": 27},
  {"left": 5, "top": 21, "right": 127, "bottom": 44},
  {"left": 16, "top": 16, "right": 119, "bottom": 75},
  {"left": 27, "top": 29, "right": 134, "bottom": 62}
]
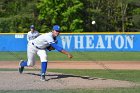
[
  {"left": 0, "top": 0, "right": 140, "bottom": 32},
  {"left": 0, "top": 0, "right": 39, "bottom": 33},
  {"left": 84, "top": 0, "right": 140, "bottom": 32},
  {"left": 133, "top": 15, "right": 140, "bottom": 29},
  {"left": 37, "top": 0, "right": 84, "bottom": 32},
  {"left": 133, "top": 8, "right": 140, "bottom": 15}
]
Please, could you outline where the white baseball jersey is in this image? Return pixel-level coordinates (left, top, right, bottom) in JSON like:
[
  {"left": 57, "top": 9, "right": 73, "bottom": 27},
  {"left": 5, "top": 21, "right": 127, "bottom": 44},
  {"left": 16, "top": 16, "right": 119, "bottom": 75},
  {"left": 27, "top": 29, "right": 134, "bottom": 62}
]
[
  {"left": 27, "top": 30, "right": 40, "bottom": 41},
  {"left": 32, "top": 32, "right": 55, "bottom": 49}
]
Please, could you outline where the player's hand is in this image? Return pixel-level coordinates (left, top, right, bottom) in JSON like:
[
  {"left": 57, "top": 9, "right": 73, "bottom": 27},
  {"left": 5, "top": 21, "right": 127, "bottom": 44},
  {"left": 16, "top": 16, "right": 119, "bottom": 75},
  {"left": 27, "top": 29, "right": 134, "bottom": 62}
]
[
  {"left": 60, "top": 50, "right": 73, "bottom": 59},
  {"left": 67, "top": 53, "right": 73, "bottom": 59}
]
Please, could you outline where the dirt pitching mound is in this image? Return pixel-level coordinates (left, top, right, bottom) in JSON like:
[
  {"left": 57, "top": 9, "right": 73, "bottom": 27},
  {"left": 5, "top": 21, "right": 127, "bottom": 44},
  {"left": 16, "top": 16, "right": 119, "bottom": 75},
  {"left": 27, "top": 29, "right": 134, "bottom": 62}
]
[{"left": 0, "top": 71, "right": 139, "bottom": 90}]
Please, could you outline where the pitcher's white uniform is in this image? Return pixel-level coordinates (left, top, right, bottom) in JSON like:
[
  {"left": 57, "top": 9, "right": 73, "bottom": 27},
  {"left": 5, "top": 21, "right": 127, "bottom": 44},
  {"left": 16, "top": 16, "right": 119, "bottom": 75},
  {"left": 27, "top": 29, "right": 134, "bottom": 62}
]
[
  {"left": 27, "top": 32, "right": 55, "bottom": 66},
  {"left": 19, "top": 25, "right": 72, "bottom": 81}
]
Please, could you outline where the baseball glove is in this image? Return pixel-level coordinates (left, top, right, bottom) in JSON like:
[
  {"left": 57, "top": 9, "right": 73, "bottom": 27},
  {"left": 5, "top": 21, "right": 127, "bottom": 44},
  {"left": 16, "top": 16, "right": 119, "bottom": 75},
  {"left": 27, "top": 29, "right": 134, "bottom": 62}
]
[{"left": 47, "top": 46, "right": 55, "bottom": 51}]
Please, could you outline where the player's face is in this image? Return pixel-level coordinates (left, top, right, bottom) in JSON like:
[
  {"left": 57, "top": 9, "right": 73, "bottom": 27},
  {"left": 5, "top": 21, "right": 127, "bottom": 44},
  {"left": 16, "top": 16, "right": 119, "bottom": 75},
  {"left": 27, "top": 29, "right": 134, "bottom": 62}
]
[
  {"left": 52, "top": 30, "right": 60, "bottom": 37},
  {"left": 31, "top": 28, "right": 34, "bottom": 32}
]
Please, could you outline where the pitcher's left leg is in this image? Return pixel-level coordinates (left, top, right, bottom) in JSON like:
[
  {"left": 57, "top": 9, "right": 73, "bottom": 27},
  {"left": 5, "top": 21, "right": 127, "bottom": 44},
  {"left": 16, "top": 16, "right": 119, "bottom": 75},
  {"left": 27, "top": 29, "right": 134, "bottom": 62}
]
[
  {"left": 19, "top": 60, "right": 27, "bottom": 74},
  {"left": 19, "top": 42, "right": 36, "bottom": 74}
]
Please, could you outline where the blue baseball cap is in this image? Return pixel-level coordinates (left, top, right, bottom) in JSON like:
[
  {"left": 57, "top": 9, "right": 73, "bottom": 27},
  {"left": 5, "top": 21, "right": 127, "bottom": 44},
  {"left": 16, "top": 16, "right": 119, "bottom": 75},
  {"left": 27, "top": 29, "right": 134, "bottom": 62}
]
[
  {"left": 30, "top": 25, "right": 35, "bottom": 29},
  {"left": 53, "top": 25, "right": 60, "bottom": 32}
]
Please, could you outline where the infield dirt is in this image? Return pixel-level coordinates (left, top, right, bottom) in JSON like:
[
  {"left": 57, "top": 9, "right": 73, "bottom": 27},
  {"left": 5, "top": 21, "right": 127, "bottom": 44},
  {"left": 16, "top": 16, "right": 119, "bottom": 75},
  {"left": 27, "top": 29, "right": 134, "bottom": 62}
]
[
  {"left": 0, "top": 71, "right": 139, "bottom": 90},
  {"left": 0, "top": 61, "right": 139, "bottom": 90}
]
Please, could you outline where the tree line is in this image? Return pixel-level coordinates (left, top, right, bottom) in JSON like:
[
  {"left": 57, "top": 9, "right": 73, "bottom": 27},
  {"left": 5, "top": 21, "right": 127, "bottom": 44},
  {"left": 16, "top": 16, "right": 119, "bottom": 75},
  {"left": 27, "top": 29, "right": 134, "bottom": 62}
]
[{"left": 0, "top": 0, "right": 140, "bottom": 33}]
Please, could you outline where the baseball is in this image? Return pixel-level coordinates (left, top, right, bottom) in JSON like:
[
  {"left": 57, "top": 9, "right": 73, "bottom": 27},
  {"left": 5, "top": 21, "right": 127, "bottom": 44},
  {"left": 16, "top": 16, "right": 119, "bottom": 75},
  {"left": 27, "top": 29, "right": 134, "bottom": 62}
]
[{"left": 92, "top": 21, "right": 96, "bottom": 24}]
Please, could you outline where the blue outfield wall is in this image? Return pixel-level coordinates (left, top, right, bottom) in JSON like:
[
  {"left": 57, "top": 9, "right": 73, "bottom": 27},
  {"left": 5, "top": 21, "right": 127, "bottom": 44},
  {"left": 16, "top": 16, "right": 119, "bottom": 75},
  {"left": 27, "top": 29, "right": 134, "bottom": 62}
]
[
  {"left": 0, "top": 34, "right": 27, "bottom": 51},
  {"left": 0, "top": 33, "right": 139, "bottom": 52}
]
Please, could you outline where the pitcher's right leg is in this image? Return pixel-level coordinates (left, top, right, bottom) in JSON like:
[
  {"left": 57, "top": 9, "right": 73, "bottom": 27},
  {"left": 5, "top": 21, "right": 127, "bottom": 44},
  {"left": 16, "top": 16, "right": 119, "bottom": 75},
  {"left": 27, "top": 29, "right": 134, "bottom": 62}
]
[{"left": 37, "top": 50, "right": 48, "bottom": 81}]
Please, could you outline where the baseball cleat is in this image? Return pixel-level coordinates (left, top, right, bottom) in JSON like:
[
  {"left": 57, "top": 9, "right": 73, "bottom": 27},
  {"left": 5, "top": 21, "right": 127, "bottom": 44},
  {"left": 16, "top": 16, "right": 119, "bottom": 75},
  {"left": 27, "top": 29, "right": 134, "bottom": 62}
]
[
  {"left": 40, "top": 73, "right": 46, "bottom": 81},
  {"left": 18, "top": 60, "right": 24, "bottom": 74}
]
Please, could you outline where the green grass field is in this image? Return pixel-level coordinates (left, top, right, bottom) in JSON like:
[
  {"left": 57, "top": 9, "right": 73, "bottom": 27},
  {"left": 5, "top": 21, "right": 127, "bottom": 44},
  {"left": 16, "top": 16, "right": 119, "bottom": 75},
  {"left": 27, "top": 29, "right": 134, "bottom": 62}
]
[
  {"left": 0, "top": 51, "right": 140, "bottom": 61},
  {"left": 0, "top": 88, "right": 140, "bottom": 93},
  {"left": 0, "top": 52, "right": 140, "bottom": 93}
]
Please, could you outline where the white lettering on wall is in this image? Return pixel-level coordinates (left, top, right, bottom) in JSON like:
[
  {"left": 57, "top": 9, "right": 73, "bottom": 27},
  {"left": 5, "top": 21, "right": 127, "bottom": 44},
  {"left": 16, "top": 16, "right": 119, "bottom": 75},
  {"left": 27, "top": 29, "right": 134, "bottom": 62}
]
[
  {"left": 115, "top": 35, "right": 124, "bottom": 49},
  {"left": 105, "top": 35, "right": 114, "bottom": 48},
  {"left": 74, "top": 35, "right": 84, "bottom": 49},
  {"left": 15, "top": 34, "right": 24, "bottom": 38},
  {"left": 125, "top": 35, "right": 134, "bottom": 48},
  {"left": 95, "top": 35, "right": 105, "bottom": 48},
  {"left": 60, "top": 36, "right": 72, "bottom": 49},
  {"left": 86, "top": 35, "right": 94, "bottom": 48},
  {"left": 60, "top": 34, "right": 134, "bottom": 50}
]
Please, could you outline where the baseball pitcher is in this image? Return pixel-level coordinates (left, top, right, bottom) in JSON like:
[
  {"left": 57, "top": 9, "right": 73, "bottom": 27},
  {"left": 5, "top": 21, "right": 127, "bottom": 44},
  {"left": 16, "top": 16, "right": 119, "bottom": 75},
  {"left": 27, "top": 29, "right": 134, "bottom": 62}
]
[{"left": 18, "top": 25, "right": 73, "bottom": 81}]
